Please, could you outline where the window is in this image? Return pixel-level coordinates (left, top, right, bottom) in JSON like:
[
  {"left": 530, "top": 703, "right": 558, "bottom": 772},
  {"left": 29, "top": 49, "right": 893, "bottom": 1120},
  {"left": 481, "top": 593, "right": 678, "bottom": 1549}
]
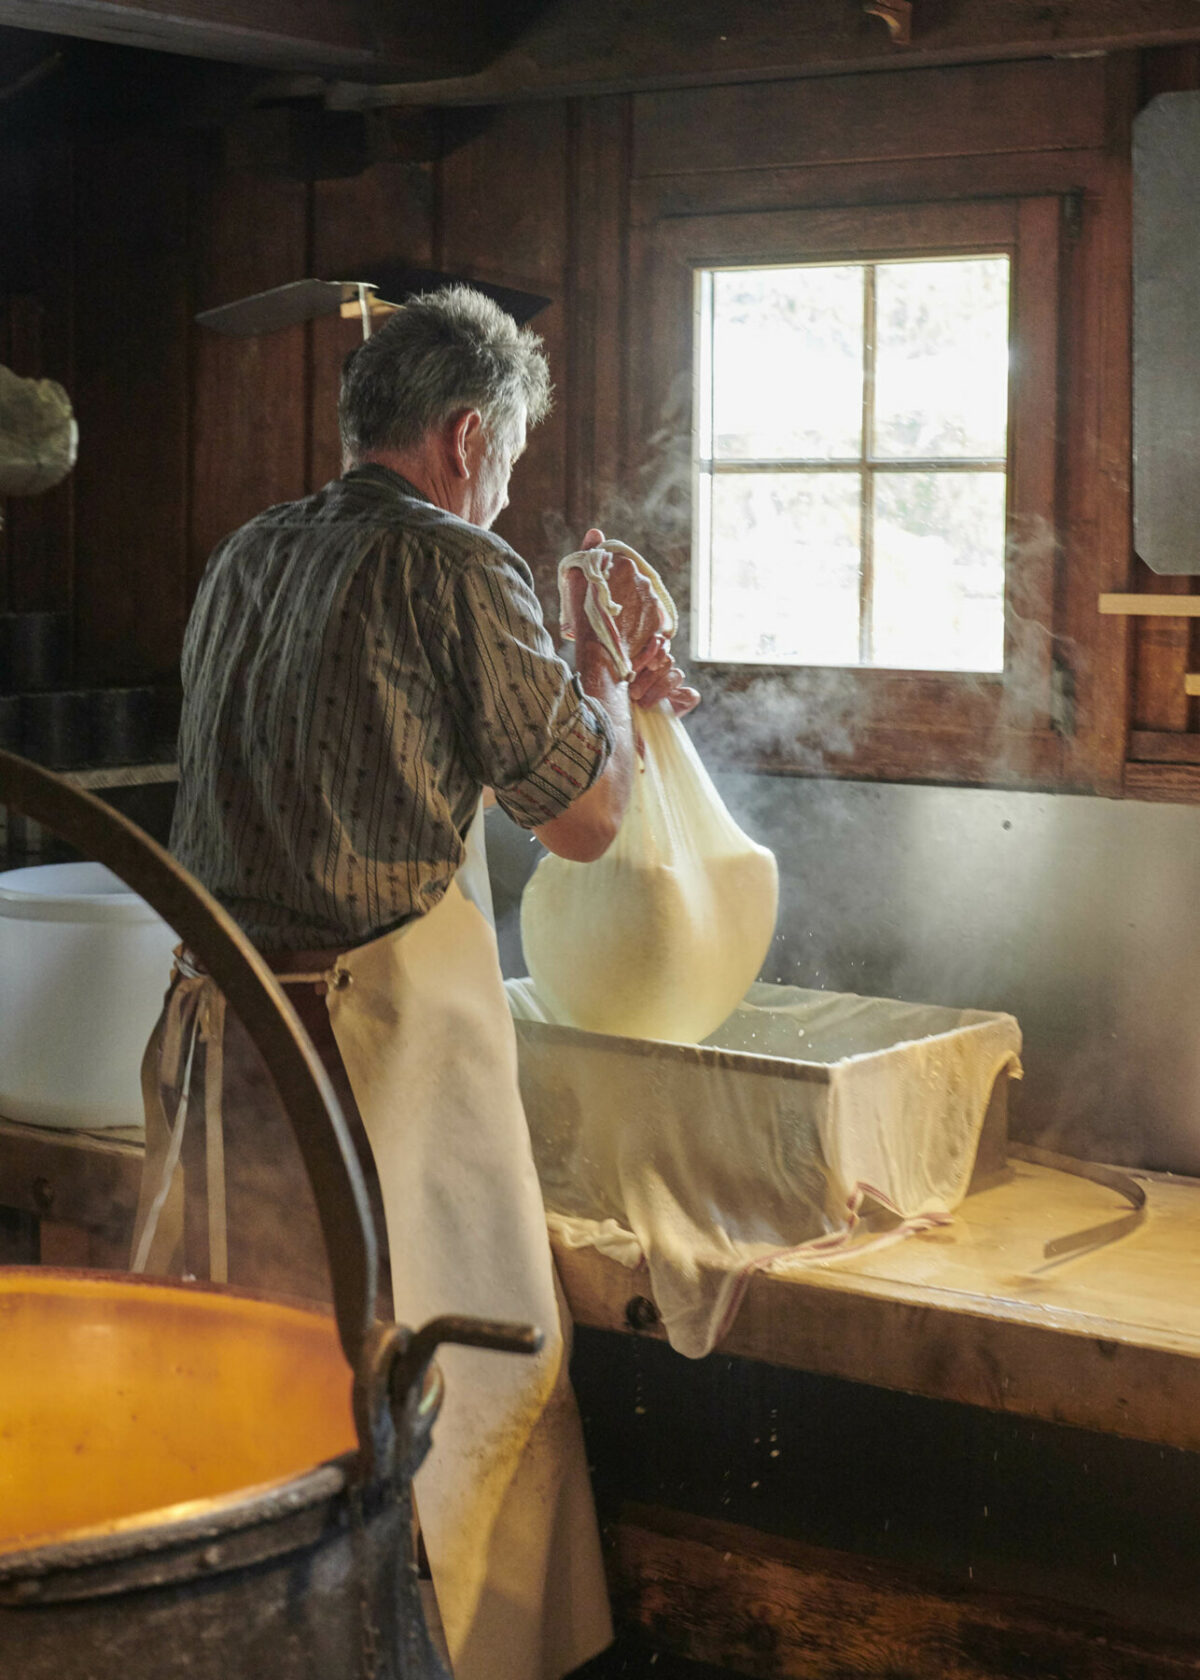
[
  {"left": 693, "top": 256, "right": 1012, "bottom": 674},
  {"left": 632, "top": 195, "right": 1067, "bottom": 783}
]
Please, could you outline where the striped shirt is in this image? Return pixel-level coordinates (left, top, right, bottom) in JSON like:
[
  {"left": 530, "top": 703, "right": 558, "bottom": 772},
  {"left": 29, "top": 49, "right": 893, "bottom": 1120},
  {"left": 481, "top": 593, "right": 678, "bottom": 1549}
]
[{"left": 170, "top": 464, "right": 613, "bottom": 950}]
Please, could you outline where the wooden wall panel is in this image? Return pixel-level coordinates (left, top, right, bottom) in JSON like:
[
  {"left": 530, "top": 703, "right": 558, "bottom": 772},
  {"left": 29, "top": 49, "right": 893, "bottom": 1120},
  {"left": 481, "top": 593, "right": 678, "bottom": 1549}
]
[
  {"left": 308, "top": 160, "right": 436, "bottom": 490},
  {"left": 1056, "top": 55, "right": 1137, "bottom": 794},
  {"left": 439, "top": 102, "right": 573, "bottom": 610},
  {"left": 0, "top": 47, "right": 1185, "bottom": 796},
  {"left": 608, "top": 1506, "right": 1200, "bottom": 1680},
  {"left": 1129, "top": 47, "right": 1200, "bottom": 742},
  {"left": 187, "top": 147, "right": 308, "bottom": 595},
  {"left": 0, "top": 140, "right": 75, "bottom": 626},
  {"left": 565, "top": 96, "right": 631, "bottom": 536},
  {"left": 631, "top": 56, "right": 1108, "bottom": 180},
  {"left": 71, "top": 132, "right": 190, "bottom": 684}
]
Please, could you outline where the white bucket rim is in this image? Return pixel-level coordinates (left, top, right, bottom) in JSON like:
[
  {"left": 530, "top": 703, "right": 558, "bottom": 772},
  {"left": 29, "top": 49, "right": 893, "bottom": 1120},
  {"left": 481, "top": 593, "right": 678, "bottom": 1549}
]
[{"left": 0, "top": 862, "right": 168, "bottom": 926}]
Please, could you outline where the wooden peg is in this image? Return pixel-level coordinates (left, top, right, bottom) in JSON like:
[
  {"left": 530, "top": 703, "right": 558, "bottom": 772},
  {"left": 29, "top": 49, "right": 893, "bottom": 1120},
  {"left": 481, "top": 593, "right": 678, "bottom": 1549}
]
[{"left": 1099, "top": 593, "right": 1200, "bottom": 617}]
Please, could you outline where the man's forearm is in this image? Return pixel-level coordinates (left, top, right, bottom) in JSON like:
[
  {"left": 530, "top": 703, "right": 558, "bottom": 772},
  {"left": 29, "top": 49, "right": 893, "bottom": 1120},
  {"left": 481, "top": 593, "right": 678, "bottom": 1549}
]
[{"left": 533, "top": 638, "right": 635, "bottom": 862}]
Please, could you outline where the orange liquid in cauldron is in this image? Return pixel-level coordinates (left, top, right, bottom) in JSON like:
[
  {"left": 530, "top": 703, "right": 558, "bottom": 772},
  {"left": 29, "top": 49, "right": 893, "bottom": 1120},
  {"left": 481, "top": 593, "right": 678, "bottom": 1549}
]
[{"left": 0, "top": 1271, "right": 357, "bottom": 1552}]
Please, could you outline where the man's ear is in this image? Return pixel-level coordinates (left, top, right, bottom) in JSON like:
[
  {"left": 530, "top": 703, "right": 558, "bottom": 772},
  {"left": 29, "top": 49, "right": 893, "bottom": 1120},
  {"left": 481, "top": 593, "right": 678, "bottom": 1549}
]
[{"left": 448, "top": 408, "right": 484, "bottom": 479}]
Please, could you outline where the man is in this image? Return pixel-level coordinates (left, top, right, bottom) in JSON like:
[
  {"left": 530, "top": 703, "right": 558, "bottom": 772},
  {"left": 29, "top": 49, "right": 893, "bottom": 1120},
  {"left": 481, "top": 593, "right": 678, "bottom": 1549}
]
[{"left": 133, "top": 286, "right": 697, "bottom": 1679}]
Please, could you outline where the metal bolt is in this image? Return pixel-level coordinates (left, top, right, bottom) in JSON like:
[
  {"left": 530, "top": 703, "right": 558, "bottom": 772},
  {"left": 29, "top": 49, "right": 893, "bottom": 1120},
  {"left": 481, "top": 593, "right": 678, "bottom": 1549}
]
[
  {"left": 625, "top": 1295, "right": 659, "bottom": 1332},
  {"left": 32, "top": 1177, "right": 54, "bottom": 1215}
]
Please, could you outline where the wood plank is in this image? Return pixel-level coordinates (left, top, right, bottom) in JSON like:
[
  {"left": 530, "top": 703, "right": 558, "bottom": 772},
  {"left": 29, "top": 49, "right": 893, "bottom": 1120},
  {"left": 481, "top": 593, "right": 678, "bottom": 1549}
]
[
  {"left": 1101, "top": 594, "right": 1200, "bottom": 616},
  {"left": 71, "top": 130, "right": 191, "bottom": 685},
  {"left": 0, "top": 1205, "right": 37, "bottom": 1265},
  {"left": 0, "top": 0, "right": 482, "bottom": 80},
  {"left": 0, "top": 297, "right": 9, "bottom": 610},
  {"left": 330, "top": 0, "right": 1200, "bottom": 106},
  {"left": 0, "top": 1116, "right": 142, "bottom": 1245},
  {"left": 608, "top": 1507, "right": 1200, "bottom": 1680},
  {"left": 438, "top": 102, "right": 572, "bottom": 605},
  {"left": 1128, "top": 729, "right": 1200, "bottom": 764},
  {"left": 564, "top": 96, "right": 631, "bottom": 555},
  {"left": 188, "top": 145, "right": 309, "bottom": 594},
  {"left": 631, "top": 58, "right": 1108, "bottom": 180},
  {"left": 556, "top": 1160, "right": 1200, "bottom": 1455},
  {"left": 690, "top": 719, "right": 1066, "bottom": 789},
  {"left": 309, "top": 159, "right": 436, "bottom": 490},
  {"left": 632, "top": 147, "right": 1108, "bottom": 226},
  {"left": 1131, "top": 50, "right": 1200, "bottom": 733},
  {"left": 1060, "top": 55, "right": 1137, "bottom": 795},
  {"left": 1124, "top": 761, "right": 1200, "bottom": 802},
  {"left": 0, "top": 138, "right": 76, "bottom": 626},
  {"left": 0, "top": 294, "right": 75, "bottom": 622},
  {"left": 38, "top": 1218, "right": 91, "bottom": 1268},
  {"left": 1003, "top": 193, "right": 1060, "bottom": 709},
  {"left": 1131, "top": 575, "right": 1195, "bottom": 730}
]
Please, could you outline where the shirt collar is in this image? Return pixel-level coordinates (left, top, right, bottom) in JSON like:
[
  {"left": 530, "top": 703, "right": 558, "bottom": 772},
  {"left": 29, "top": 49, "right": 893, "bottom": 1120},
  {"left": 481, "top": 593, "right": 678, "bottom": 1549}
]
[{"left": 344, "top": 462, "right": 432, "bottom": 506}]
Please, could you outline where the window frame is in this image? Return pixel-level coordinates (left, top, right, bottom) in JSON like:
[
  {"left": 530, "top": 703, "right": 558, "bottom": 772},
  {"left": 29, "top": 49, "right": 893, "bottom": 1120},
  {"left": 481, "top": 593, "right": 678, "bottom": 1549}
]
[{"left": 631, "top": 195, "right": 1066, "bottom": 784}]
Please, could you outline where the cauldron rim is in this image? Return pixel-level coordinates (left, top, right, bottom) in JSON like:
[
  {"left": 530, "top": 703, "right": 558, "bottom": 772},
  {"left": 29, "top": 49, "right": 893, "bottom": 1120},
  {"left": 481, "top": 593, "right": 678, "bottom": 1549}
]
[
  {"left": 0, "top": 1457, "right": 354, "bottom": 1598},
  {"left": 0, "top": 1266, "right": 359, "bottom": 1586}
]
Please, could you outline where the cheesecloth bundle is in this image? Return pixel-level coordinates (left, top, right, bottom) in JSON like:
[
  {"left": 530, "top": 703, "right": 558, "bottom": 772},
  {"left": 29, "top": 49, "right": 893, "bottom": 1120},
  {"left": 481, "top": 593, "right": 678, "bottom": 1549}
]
[
  {"left": 0, "top": 367, "right": 77, "bottom": 499},
  {"left": 508, "top": 981, "right": 1023, "bottom": 1357},
  {"left": 519, "top": 541, "right": 779, "bottom": 1045}
]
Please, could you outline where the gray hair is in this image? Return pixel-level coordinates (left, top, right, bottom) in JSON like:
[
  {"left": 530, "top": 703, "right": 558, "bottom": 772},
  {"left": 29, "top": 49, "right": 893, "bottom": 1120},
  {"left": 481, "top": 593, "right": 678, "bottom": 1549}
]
[{"left": 338, "top": 285, "right": 551, "bottom": 463}]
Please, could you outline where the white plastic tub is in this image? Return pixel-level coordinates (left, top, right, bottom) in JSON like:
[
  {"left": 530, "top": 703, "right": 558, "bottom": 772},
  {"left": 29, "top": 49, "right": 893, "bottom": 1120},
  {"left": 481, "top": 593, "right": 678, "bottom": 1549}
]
[{"left": 0, "top": 862, "right": 177, "bottom": 1129}]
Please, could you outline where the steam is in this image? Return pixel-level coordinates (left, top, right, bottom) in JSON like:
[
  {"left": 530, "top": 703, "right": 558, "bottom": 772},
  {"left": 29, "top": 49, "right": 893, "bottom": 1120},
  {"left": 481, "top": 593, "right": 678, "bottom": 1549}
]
[{"left": 514, "top": 402, "right": 1144, "bottom": 1166}]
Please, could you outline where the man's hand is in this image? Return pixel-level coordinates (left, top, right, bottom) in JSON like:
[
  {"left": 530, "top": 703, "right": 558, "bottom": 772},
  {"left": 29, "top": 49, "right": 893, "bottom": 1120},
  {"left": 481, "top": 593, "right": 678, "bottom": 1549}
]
[{"left": 578, "top": 528, "right": 700, "bottom": 718}]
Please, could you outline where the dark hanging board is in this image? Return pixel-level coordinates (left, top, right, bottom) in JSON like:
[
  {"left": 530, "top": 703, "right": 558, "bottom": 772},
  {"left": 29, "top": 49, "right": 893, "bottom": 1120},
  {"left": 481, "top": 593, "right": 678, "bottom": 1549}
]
[{"left": 1133, "top": 91, "right": 1200, "bottom": 574}]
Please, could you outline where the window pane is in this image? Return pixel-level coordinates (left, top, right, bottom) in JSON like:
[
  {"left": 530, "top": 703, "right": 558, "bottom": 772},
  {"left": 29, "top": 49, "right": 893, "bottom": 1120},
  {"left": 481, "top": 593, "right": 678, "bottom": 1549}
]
[
  {"left": 710, "top": 268, "right": 864, "bottom": 461},
  {"left": 872, "top": 472, "right": 1006, "bottom": 673},
  {"left": 706, "top": 472, "right": 862, "bottom": 664},
  {"left": 873, "top": 258, "right": 1010, "bottom": 460}
]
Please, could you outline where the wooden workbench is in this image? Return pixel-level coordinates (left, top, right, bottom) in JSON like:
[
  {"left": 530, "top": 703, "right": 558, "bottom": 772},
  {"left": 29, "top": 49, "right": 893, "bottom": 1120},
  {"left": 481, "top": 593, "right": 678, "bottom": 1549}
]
[{"left": 554, "top": 1157, "right": 1200, "bottom": 1455}]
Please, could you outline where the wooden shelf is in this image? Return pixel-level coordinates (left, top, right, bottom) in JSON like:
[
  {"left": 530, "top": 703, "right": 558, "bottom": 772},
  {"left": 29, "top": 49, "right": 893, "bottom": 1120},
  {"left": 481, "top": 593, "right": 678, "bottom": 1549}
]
[{"left": 1100, "top": 592, "right": 1200, "bottom": 616}]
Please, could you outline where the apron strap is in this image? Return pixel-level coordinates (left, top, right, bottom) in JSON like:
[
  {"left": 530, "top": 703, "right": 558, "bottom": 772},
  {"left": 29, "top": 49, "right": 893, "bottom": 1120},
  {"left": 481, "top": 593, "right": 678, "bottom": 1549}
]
[
  {"left": 132, "top": 958, "right": 229, "bottom": 1281},
  {"left": 134, "top": 947, "right": 348, "bottom": 1281}
]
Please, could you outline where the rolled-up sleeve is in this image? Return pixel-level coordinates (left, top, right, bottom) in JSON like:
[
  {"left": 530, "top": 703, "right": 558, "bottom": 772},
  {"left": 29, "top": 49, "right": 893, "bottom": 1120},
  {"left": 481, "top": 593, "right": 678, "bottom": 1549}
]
[{"left": 436, "top": 541, "right": 614, "bottom": 828}]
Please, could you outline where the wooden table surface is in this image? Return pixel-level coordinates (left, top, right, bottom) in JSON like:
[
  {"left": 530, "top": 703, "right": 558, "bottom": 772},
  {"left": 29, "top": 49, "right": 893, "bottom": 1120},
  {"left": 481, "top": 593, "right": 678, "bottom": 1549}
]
[{"left": 554, "top": 1157, "right": 1200, "bottom": 1453}]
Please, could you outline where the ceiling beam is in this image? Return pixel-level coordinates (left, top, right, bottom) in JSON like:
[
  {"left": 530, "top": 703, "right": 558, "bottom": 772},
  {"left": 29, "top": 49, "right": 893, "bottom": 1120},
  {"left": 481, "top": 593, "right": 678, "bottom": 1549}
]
[
  {"left": 323, "top": 0, "right": 1200, "bottom": 107},
  {"left": 5, "top": 0, "right": 1200, "bottom": 105},
  {"left": 0, "top": 0, "right": 507, "bottom": 81}
]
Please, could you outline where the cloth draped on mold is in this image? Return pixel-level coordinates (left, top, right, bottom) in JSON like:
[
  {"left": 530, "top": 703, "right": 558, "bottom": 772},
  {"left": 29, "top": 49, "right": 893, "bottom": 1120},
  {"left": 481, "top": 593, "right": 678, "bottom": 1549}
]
[{"left": 507, "top": 980, "right": 1023, "bottom": 1359}]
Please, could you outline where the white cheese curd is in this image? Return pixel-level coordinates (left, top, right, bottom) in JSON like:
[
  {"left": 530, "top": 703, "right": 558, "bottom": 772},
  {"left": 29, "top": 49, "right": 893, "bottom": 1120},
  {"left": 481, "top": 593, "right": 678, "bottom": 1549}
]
[{"left": 521, "top": 588, "right": 779, "bottom": 1045}]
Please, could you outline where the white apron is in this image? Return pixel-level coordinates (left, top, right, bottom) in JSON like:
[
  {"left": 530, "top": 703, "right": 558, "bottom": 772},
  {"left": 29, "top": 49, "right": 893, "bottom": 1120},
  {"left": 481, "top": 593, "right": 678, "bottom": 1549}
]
[{"left": 325, "top": 812, "right": 612, "bottom": 1680}]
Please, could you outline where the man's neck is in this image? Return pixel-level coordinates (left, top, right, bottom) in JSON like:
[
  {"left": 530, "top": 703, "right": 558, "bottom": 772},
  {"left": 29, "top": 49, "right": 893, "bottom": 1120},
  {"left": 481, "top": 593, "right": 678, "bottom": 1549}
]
[{"left": 354, "top": 446, "right": 465, "bottom": 519}]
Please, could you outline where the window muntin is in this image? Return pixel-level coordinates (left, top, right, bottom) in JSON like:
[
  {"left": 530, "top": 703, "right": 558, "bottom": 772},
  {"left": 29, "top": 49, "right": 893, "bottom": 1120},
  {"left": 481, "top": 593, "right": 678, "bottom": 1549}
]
[{"left": 693, "top": 255, "right": 1011, "bottom": 674}]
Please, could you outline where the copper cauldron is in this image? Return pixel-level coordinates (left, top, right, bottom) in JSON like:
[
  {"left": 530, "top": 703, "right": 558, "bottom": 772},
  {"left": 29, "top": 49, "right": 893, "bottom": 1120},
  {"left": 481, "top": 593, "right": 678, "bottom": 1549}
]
[{"left": 0, "top": 749, "right": 539, "bottom": 1678}]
